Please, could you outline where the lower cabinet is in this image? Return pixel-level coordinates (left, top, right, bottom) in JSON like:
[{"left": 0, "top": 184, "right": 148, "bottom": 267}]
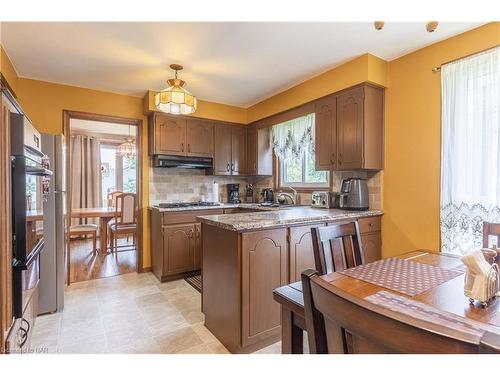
[
  {"left": 360, "top": 232, "right": 381, "bottom": 263},
  {"left": 163, "top": 224, "right": 196, "bottom": 276},
  {"left": 289, "top": 224, "right": 325, "bottom": 283},
  {"left": 241, "top": 229, "right": 288, "bottom": 347},
  {"left": 202, "top": 214, "right": 382, "bottom": 353},
  {"left": 150, "top": 209, "right": 217, "bottom": 282}
]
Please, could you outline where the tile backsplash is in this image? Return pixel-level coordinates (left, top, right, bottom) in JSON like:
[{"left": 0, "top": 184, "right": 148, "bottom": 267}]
[
  {"left": 149, "top": 168, "right": 248, "bottom": 205},
  {"left": 149, "top": 167, "right": 382, "bottom": 210}
]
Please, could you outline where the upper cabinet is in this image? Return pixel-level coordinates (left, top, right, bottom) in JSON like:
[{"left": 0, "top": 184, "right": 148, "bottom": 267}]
[
  {"left": 213, "top": 123, "right": 247, "bottom": 175},
  {"left": 247, "top": 124, "right": 273, "bottom": 176},
  {"left": 315, "top": 95, "right": 337, "bottom": 170},
  {"left": 149, "top": 113, "right": 214, "bottom": 157},
  {"left": 186, "top": 119, "right": 214, "bottom": 157},
  {"left": 315, "top": 83, "right": 384, "bottom": 171}
]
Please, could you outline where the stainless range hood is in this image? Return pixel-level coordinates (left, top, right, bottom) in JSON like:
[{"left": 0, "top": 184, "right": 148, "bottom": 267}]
[{"left": 153, "top": 155, "right": 213, "bottom": 169}]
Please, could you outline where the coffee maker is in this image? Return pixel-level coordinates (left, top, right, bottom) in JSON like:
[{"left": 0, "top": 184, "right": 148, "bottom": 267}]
[{"left": 226, "top": 184, "right": 241, "bottom": 203}]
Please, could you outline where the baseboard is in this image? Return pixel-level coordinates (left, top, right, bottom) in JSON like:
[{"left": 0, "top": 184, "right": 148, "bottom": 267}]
[{"left": 139, "top": 266, "right": 152, "bottom": 273}]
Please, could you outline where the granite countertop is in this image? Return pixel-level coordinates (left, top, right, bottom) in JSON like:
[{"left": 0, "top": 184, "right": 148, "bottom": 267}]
[
  {"left": 197, "top": 207, "right": 383, "bottom": 232},
  {"left": 149, "top": 202, "right": 276, "bottom": 212}
]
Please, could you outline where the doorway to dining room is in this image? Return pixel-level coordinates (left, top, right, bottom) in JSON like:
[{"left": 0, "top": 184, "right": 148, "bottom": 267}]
[{"left": 64, "top": 111, "right": 143, "bottom": 284}]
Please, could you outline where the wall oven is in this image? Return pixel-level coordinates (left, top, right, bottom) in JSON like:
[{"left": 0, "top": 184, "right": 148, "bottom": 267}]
[{"left": 10, "top": 113, "right": 52, "bottom": 318}]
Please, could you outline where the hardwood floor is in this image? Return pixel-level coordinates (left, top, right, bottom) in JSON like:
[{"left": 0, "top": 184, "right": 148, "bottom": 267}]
[{"left": 69, "top": 237, "right": 136, "bottom": 284}]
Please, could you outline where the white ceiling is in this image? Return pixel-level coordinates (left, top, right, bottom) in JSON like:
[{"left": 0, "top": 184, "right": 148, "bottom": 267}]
[
  {"left": 71, "top": 119, "right": 136, "bottom": 137},
  {"left": 1, "top": 22, "right": 483, "bottom": 107}
]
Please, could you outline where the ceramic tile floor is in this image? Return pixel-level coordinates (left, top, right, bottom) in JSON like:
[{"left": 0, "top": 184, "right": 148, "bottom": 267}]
[{"left": 31, "top": 272, "right": 282, "bottom": 354}]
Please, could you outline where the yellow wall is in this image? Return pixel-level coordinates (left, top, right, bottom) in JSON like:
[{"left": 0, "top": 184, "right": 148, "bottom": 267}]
[
  {"left": 383, "top": 22, "right": 500, "bottom": 257},
  {"left": 246, "top": 53, "right": 388, "bottom": 122}
]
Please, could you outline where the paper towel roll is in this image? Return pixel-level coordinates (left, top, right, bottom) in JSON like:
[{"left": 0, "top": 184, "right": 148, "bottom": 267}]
[{"left": 212, "top": 182, "right": 219, "bottom": 203}]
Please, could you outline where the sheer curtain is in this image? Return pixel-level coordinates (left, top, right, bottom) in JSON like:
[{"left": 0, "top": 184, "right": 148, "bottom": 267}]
[
  {"left": 440, "top": 46, "right": 500, "bottom": 254},
  {"left": 271, "top": 113, "right": 315, "bottom": 161}
]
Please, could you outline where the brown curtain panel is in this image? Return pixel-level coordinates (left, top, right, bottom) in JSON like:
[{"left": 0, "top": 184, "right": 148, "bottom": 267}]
[{"left": 70, "top": 135, "right": 102, "bottom": 225}]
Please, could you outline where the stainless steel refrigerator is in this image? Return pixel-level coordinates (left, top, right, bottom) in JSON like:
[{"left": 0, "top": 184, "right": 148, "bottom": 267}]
[{"left": 39, "top": 134, "right": 67, "bottom": 314}]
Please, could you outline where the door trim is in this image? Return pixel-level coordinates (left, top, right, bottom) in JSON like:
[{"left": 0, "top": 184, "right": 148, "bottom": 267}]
[{"left": 63, "top": 110, "right": 144, "bottom": 283}]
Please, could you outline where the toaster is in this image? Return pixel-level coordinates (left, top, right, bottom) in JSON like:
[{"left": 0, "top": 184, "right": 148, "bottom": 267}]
[{"left": 311, "top": 191, "right": 332, "bottom": 208}]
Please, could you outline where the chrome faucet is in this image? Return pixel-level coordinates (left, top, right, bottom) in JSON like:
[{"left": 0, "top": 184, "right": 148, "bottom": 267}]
[{"left": 276, "top": 188, "right": 297, "bottom": 205}]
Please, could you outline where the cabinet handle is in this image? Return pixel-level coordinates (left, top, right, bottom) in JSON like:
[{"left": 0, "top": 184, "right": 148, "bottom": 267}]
[
  {"left": 226, "top": 163, "right": 230, "bottom": 172},
  {"left": 231, "top": 163, "right": 235, "bottom": 171},
  {"left": 181, "top": 143, "right": 184, "bottom": 152},
  {"left": 338, "top": 153, "right": 343, "bottom": 165},
  {"left": 187, "top": 144, "right": 190, "bottom": 152}
]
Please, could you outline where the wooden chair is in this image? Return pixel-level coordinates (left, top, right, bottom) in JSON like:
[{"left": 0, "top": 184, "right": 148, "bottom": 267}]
[
  {"left": 310, "top": 222, "right": 365, "bottom": 275},
  {"left": 68, "top": 224, "right": 99, "bottom": 256},
  {"left": 107, "top": 190, "right": 124, "bottom": 208},
  {"left": 109, "top": 193, "right": 137, "bottom": 253},
  {"left": 301, "top": 269, "right": 500, "bottom": 354}
]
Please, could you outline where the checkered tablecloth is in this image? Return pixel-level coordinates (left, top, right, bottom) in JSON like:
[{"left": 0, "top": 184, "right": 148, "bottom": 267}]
[{"left": 339, "top": 257, "right": 463, "bottom": 296}]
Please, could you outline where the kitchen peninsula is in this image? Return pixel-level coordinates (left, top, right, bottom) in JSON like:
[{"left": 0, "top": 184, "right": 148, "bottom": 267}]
[{"left": 198, "top": 207, "right": 382, "bottom": 353}]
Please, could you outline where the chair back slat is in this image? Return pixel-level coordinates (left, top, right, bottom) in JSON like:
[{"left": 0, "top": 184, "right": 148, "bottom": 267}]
[{"left": 311, "top": 222, "right": 365, "bottom": 275}]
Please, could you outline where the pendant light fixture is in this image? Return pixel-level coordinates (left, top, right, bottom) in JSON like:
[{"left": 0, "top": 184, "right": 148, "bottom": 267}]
[
  {"left": 155, "top": 64, "right": 197, "bottom": 115},
  {"left": 118, "top": 125, "right": 136, "bottom": 159}
]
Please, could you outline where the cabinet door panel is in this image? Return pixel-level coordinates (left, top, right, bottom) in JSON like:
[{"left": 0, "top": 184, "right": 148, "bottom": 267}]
[
  {"left": 214, "top": 124, "right": 232, "bottom": 175},
  {"left": 163, "top": 224, "right": 195, "bottom": 274},
  {"left": 361, "top": 232, "right": 381, "bottom": 264},
  {"left": 315, "top": 95, "right": 336, "bottom": 170},
  {"left": 337, "top": 87, "right": 363, "bottom": 170},
  {"left": 289, "top": 224, "right": 324, "bottom": 283},
  {"left": 247, "top": 126, "right": 257, "bottom": 175},
  {"left": 231, "top": 126, "right": 247, "bottom": 175},
  {"left": 257, "top": 127, "right": 273, "bottom": 176},
  {"left": 186, "top": 119, "right": 213, "bottom": 157},
  {"left": 155, "top": 115, "right": 186, "bottom": 156},
  {"left": 242, "top": 229, "right": 287, "bottom": 345}
]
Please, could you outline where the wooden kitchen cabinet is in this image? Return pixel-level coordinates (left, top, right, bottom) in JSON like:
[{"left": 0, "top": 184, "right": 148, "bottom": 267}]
[
  {"left": 231, "top": 126, "right": 247, "bottom": 175},
  {"left": 150, "top": 208, "right": 222, "bottom": 282},
  {"left": 315, "top": 83, "right": 384, "bottom": 171},
  {"left": 186, "top": 119, "right": 213, "bottom": 157},
  {"left": 1, "top": 91, "right": 15, "bottom": 354},
  {"left": 241, "top": 228, "right": 288, "bottom": 348},
  {"left": 247, "top": 124, "right": 273, "bottom": 176},
  {"left": 213, "top": 123, "right": 247, "bottom": 176},
  {"left": 163, "top": 224, "right": 195, "bottom": 275},
  {"left": 289, "top": 224, "right": 325, "bottom": 283},
  {"left": 149, "top": 113, "right": 214, "bottom": 157},
  {"left": 150, "top": 113, "right": 186, "bottom": 155},
  {"left": 315, "top": 94, "right": 337, "bottom": 170},
  {"left": 358, "top": 216, "right": 382, "bottom": 263},
  {"left": 213, "top": 124, "right": 232, "bottom": 175}
]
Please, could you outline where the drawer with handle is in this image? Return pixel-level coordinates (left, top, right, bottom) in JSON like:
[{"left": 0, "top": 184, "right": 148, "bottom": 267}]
[{"left": 358, "top": 216, "right": 381, "bottom": 234}]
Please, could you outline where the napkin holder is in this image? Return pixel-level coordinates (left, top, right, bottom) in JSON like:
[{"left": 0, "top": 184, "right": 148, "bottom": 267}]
[{"left": 464, "top": 263, "right": 500, "bottom": 307}]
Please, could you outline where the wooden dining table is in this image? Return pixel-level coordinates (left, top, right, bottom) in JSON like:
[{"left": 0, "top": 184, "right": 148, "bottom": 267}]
[
  {"left": 273, "top": 250, "right": 500, "bottom": 354},
  {"left": 71, "top": 207, "right": 118, "bottom": 253}
]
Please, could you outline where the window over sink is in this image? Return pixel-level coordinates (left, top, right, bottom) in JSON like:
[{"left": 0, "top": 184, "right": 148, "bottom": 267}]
[{"left": 271, "top": 113, "right": 329, "bottom": 188}]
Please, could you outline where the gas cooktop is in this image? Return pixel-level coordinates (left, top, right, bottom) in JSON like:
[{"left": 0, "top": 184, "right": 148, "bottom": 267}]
[{"left": 156, "top": 202, "right": 222, "bottom": 209}]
